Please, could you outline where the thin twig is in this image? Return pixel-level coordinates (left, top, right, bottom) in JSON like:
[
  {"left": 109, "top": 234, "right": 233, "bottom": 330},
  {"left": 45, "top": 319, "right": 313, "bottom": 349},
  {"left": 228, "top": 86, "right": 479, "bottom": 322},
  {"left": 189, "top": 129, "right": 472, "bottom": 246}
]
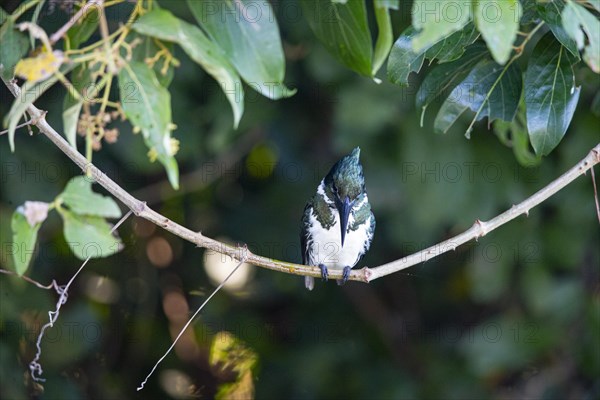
[
  {"left": 0, "top": 119, "right": 34, "bottom": 136},
  {"left": 97, "top": 0, "right": 117, "bottom": 74},
  {"left": 28, "top": 210, "right": 132, "bottom": 382},
  {"left": 137, "top": 248, "right": 248, "bottom": 391},
  {"left": 591, "top": 167, "right": 600, "bottom": 224},
  {"left": 49, "top": 0, "right": 103, "bottom": 45},
  {"left": 0, "top": 268, "right": 55, "bottom": 290},
  {"left": 2, "top": 77, "right": 600, "bottom": 283}
]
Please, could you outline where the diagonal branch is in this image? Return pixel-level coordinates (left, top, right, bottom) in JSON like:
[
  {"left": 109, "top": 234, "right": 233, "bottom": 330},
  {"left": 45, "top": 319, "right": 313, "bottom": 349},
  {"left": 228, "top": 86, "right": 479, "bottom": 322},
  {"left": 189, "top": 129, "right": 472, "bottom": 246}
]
[
  {"left": 369, "top": 144, "right": 600, "bottom": 280},
  {"left": 2, "top": 77, "right": 599, "bottom": 283}
]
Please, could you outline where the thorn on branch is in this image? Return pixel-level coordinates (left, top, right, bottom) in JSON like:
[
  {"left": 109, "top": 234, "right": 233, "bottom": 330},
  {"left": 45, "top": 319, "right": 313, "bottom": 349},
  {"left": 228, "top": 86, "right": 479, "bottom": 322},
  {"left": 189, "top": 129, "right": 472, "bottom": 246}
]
[
  {"left": 237, "top": 243, "right": 249, "bottom": 262},
  {"left": 362, "top": 267, "right": 373, "bottom": 283},
  {"left": 474, "top": 219, "right": 487, "bottom": 239},
  {"left": 133, "top": 201, "right": 146, "bottom": 216},
  {"left": 32, "top": 110, "right": 48, "bottom": 125}
]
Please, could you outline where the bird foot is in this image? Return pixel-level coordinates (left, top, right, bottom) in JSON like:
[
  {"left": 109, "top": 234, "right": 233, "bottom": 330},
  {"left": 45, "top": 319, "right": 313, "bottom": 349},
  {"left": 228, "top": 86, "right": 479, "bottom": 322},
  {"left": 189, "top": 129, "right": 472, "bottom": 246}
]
[
  {"left": 336, "top": 266, "right": 351, "bottom": 286},
  {"left": 318, "top": 264, "right": 328, "bottom": 282}
]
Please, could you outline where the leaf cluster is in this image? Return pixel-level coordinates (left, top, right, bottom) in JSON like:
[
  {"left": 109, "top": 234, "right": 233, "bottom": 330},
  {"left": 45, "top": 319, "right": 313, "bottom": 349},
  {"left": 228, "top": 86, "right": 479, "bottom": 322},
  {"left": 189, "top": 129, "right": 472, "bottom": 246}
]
[
  {"left": 386, "top": 0, "right": 598, "bottom": 159},
  {"left": 10, "top": 177, "right": 123, "bottom": 275},
  {"left": 1, "top": 0, "right": 598, "bottom": 280}
]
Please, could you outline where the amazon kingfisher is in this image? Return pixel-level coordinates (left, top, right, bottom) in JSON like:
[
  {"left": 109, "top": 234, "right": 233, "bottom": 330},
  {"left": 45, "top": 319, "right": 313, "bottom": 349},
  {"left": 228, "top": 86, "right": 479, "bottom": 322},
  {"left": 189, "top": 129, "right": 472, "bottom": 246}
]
[{"left": 300, "top": 147, "right": 375, "bottom": 290}]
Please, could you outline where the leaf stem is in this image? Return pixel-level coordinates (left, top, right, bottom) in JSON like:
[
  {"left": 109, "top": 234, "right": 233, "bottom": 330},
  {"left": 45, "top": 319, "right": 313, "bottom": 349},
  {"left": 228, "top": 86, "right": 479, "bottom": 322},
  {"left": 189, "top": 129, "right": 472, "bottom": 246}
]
[
  {"left": 49, "top": 0, "right": 103, "bottom": 45},
  {"left": 513, "top": 21, "right": 545, "bottom": 55},
  {"left": 465, "top": 21, "right": 546, "bottom": 137},
  {"left": 55, "top": 70, "right": 82, "bottom": 101},
  {"left": 8, "top": 0, "right": 42, "bottom": 22}
]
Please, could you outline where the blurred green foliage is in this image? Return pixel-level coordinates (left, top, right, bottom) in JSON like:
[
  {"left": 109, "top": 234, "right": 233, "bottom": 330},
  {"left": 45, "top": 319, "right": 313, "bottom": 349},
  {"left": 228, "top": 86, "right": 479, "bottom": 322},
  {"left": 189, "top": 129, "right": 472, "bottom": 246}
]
[{"left": 1, "top": 1, "right": 599, "bottom": 399}]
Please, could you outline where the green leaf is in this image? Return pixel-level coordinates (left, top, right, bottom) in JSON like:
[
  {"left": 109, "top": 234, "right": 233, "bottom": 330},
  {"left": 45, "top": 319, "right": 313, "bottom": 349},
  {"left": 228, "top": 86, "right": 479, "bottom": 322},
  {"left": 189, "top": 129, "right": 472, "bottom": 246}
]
[
  {"left": 62, "top": 211, "right": 123, "bottom": 260},
  {"left": 411, "top": 0, "right": 472, "bottom": 52},
  {"left": 118, "top": 61, "right": 179, "bottom": 189},
  {"left": 4, "top": 64, "right": 74, "bottom": 152},
  {"left": 538, "top": 0, "right": 580, "bottom": 58},
  {"left": 592, "top": 91, "right": 600, "bottom": 117},
  {"left": 372, "top": 0, "right": 399, "bottom": 75},
  {"left": 562, "top": 0, "right": 600, "bottom": 72},
  {"left": 58, "top": 176, "right": 122, "bottom": 218},
  {"left": 525, "top": 32, "right": 581, "bottom": 156},
  {"left": 387, "top": 27, "right": 424, "bottom": 86},
  {"left": 11, "top": 207, "right": 41, "bottom": 275},
  {"left": 211, "top": 332, "right": 258, "bottom": 399},
  {"left": 520, "top": 0, "right": 539, "bottom": 23},
  {"left": 30, "top": 1, "right": 45, "bottom": 49},
  {"left": 425, "top": 23, "right": 480, "bottom": 63},
  {"left": 210, "top": 331, "right": 258, "bottom": 374},
  {"left": 589, "top": 0, "right": 600, "bottom": 12},
  {"left": 388, "top": 23, "right": 479, "bottom": 86},
  {"left": 434, "top": 57, "right": 522, "bottom": 137},
  {"left": 0, "top": 19, "right": 30, "bottom": 80},
  {"left": 130, "top": 33, "right": 174, "bottom": 88},
  {"left": 0, "top": 7, "right": 8, "bottom": 24},
  {"left": 416, "top": 44, "right": 488, "bottom": 125},
  {"left": 133, "top": 9, "right": 244, "bottom": 127},
  {"left": 210, "top": 331, "right": 258, "bottom": 400},
  {"left": 493, "top": 100, "right": 542, "bottom": 166},
  {"left": 66, "top": 4, "right": 99, "bottom": 49},
  {"left": 474, "top": 0, "right": 522, "bottom": 64},
  {"left": 187, "top": 0, "right": 295, "bottom": 99},
  {"left": 300, "top": 0, "right": 373, "bottom": 76},
  {"left": 63, "top": 64, "right": 95, "bottom": 148}
]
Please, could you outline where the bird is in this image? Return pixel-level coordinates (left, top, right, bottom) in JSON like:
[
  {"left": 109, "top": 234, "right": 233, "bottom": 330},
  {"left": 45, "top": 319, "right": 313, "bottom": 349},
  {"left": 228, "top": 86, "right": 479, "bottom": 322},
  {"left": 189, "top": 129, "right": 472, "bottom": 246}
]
[{"left": 300, "top": 147, "right": 375, "bottom": 290}]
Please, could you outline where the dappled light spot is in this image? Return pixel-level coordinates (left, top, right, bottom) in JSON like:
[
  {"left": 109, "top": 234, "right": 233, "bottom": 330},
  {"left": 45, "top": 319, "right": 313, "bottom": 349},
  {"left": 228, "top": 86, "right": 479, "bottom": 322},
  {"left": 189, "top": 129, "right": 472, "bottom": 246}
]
[
  {"left": 168, "top": 322, "right": 200, "bottom": 362},
  {"left": 204, "top": 240, "right": 254, "bottom": 293},
  {"left": 133, "top": 218, "right": 156, "bottom": 238},
  {"left": 162, "top": 289, "right": 200, "bottom": 361},
  {"left": 162, "top": 290, "right": 189, "bottom": 324},
  {"left": 245, "top": 142, "right": 279, "bottom": 180},
  {"left": 83, "top": 273, "right": 120, "bottom": 304},
  {"left": 146, "top": 236, "right": 173, "bottom": 268},
  {"left": 159, "top": 369, "right": 196, "bottom": 400}
]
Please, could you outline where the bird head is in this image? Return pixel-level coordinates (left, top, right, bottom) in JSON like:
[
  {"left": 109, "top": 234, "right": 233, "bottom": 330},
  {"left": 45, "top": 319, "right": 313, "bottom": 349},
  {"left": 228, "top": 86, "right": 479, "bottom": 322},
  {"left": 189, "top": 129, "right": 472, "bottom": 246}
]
[{"left": 324, "top": 147, "right": 365, "bottom": 246}]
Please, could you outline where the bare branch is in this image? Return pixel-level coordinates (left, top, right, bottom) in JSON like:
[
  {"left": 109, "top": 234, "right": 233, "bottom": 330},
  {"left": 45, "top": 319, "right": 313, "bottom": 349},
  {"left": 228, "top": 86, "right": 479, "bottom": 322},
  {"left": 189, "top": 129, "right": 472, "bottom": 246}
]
[
  {"left": 367, "top": 146, "right": 600, "bottom": 281},
  {"left": 2, "top": 77, "right": 599, "bottom": 283}
]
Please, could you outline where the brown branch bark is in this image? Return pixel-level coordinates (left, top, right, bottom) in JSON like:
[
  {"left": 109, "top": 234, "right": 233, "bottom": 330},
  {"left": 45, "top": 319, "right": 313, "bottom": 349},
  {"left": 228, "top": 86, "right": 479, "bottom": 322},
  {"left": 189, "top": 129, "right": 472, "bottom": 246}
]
[{"left": 3, "top": 77, "right": 599, "bottom": 283}]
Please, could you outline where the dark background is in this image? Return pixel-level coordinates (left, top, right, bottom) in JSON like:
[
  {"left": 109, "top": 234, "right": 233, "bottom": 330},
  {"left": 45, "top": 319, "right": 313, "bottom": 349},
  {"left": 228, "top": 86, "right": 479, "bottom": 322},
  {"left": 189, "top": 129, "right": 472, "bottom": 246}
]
[{"left": 1, "top": 1, "right": 599, "bottom": 399}]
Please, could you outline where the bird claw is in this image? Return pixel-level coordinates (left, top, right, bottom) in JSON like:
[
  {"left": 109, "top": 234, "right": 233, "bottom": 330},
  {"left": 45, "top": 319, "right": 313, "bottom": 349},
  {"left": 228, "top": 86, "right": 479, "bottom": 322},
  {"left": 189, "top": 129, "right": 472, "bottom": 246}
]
[
  {"left": 318, "top": 264, "right": 328, "bottom": 282},
  {"left": 337, "top": 266, "right": 351, "bottom": 286}
]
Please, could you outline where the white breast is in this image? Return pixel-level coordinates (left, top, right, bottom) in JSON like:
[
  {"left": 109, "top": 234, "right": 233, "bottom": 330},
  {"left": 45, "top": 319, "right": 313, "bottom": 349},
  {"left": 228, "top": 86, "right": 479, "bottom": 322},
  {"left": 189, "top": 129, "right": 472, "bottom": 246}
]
[{"left": 306, "top": 207, "right": 371, "bottom": 270}]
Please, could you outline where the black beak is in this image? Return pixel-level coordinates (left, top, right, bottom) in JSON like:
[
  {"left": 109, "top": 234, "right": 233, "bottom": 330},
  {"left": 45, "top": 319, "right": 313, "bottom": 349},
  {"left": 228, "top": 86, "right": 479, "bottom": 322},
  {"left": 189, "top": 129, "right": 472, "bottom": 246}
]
[{"left": 337, "top": 196, "right": 353, "bottom": 247}]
